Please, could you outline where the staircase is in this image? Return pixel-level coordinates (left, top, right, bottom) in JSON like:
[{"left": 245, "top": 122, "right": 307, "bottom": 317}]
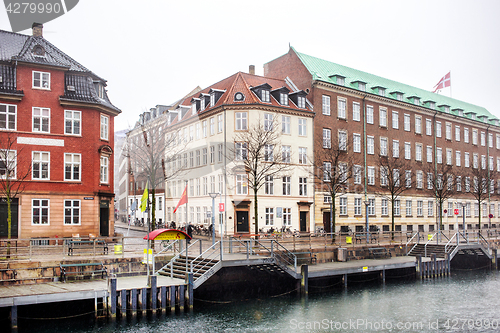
[
  {"left": 157, "top": 255, "right": 220, "bottom": 281},
  {"left": 408, "top": 244, "right": 454, "bottom": 258}
]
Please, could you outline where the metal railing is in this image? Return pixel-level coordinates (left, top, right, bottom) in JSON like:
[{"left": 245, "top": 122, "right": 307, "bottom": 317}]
[
  {"left": 152, "top": 239, "right": 179, "bottom": 274},
  {"left": 189, "top": 241, "right": 222, "bottom": 279},
  {"left": 167, "top": 239, "right": 200, "bottom": 278}
]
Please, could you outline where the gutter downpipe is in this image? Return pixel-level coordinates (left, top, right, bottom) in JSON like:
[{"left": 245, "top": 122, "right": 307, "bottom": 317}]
[{"left": 363, "top": 95, "right": 368, "bottom": 243}]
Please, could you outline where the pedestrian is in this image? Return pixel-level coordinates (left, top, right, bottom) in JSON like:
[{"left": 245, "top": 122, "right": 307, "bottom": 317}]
[{"left": 187, "top": 224, "right": 193, "bottom": 243}]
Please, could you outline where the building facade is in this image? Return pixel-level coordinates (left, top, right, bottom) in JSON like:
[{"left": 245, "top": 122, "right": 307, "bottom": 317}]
[
  {"left": 0, "top": 24, "right": 120, "bottom": 239},
  {"left": 124, "top": 71, "right": 315, "bottom": 235},
  {"left": 265, "top": 47, "right": 500, "bottom": 233}
]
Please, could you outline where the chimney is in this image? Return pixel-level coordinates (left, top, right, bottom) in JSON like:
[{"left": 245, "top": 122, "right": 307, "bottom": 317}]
[
  {"left": 249, "top": 65, "right": 255, "bottom": 75},
  {"left": 32, "top": 22, "right": 43, "bottom": 37}
]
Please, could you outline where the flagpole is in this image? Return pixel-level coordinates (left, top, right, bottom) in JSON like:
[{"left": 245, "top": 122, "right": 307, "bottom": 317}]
[
  {"left": 185, "top": 180, "right": 189, "bottom": 230},
  {"left": 449, "top": 70, "right": 452, "bottom": 98}
]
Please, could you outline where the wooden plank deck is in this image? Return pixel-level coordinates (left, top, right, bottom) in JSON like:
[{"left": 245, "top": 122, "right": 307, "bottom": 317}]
[{"left": 0, "top": 275, "right": 185, "bottom": 308}]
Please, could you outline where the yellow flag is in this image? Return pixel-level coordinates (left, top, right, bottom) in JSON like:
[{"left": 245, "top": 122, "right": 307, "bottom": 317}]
[{"left": 140, "top": 183, "right": 148, "bottom": 212}]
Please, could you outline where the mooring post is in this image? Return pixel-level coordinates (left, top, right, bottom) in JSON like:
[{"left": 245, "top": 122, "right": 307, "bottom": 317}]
[
  {"left": 416, "top": 256, "right": 422, "bottom": 280},
  {"left": 10, "top": 305, "right": 17, "bottom": 330},
  {"left": 160, "top": 286, "right": 167, "bottom": 314},
  {"left": 170, "top": 286, "right": 176, "bottom": 312},
  {"left": 446, "top": 253, "right": 451, "bottom": 276},
  {"left": 381, "top": 268, "right": 386, "bottom": 285},
  {"left": 131, "top": 289, "right": 137, "bottom": 317},
  {"left": 179, "top": 285, "right": 185, "bottom": 312},
  {"left": 343, "top": 273, "right": 348, "bottom": 289},
  {"left": 141, "top": 288, "right": 147, "bottom": 315},
  {"left": 187, "top": 272, "right": 194, "bottom": 311},
  {"left": 151, "top": 275, "right": 157, "bottom": 312},
  {"left": 301, "top": 264, "right": 308, "bottom": 295},
  {"left": 431, "top": 254, "right": 437, "bottom": 278},
  {"left": 109, "top": 278, "right": 117, "bottom": 319},
  {"left": 492, "top": 249, "right": 497, "bottom": 270},
  {"left": 120, "top": 290, "right": 127, "bottom": 318}
]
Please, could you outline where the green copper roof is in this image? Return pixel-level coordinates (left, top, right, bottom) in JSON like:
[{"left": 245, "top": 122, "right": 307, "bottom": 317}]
[{"left": 293, "top": 48, "right": 497, "bottom": 123}]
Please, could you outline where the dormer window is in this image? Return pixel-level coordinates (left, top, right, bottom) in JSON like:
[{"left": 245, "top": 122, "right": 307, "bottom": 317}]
[
  {"left": 97, "top": 84, "right": 105, "bottom": 99},
  {"left": 200, "top": 98, "right": 205, "bottom": 111},
  {"left": 444, "top": 106, "right": 450, "bottom": 113},
  {"left": 289, "top": 91, "right": 307, "bottom": 109},
  {"left": 414, "top": 98, "right": 420, "bottom": 106},
  {"left": 358, "top": 82, "right": 366, "bottom": 91},
  {"left": 208, "top": 88, "right": 225, "bottom": 107},
  {"left": 191, "top": 102, "right": 197, "bottom": 115},
  {"left": 280, "top": 93, "right": 288, "bottom": 106},
  {"left": 390, "top": 91, "right": 404, "bottom": 101},
  {"left": 495, "top": 120, "right": 499, "bottom": 126},
  {"left": 262, "top": 90, "right": 270, "bottom": 102},
  {"left": 336, "top": 77, "right": 345, "bottom": 85},
  {"left": 198, "top": 93, "right": 210, "bottom": 111},
  {"left": 479, "top": 115, "right": 488, "bottom": 122},
  {"left": 250, "top": 83, "right": 272, "bottom": 103},
  {"left": 471, "top": 113, "right": 476, "bottom": 120},
  {"left": 453, "top": 109, "right": 464, "bottom": 117},
  {"left": 372, "top": 86, "right": 386, "bottom": 97},
  {"left": 32, "top": 45, "right": 45, "bottom": 57},
  {"left": 271, "top": 86, "right": 290, "bottom": 106},
  {"left": 298, "top": 96, "right": 306, "bottom": 108},
  {"left": 424, "top": 101, "right": 436, "bottom": 109}
]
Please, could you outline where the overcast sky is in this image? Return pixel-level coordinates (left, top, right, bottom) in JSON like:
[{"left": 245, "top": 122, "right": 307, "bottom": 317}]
[{"left": 1, "top": 0, "right": 499, "bottom": 131}]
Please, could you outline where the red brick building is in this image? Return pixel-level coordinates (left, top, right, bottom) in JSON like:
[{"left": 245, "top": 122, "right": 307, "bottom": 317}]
[
  {"left": 0, "top": 24, "right": 120, "bottom": 239},
  {"left": 265, "top": 47, "right": 500, "bottom": 234}
]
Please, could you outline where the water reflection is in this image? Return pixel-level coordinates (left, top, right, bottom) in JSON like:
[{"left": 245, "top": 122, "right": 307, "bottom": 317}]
[{"left": 23, "top": 271, "right": 500, "bottom": 332}]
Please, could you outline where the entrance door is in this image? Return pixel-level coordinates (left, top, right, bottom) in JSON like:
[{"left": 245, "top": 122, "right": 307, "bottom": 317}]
[
  {"left": 0, "top": 198, "right": 18, "bottom": 237},
  {"left": 100, "top": 201, "right": 109, "bottom": 237},
  {"left": 322, "top": 212, "right": 331, "bottom": 233},
  {"left": 300, "top": 212, "right": 307, "bottom": 232},
  {"left": 236, "top": 211, "right": 249, "bottom": 233}
]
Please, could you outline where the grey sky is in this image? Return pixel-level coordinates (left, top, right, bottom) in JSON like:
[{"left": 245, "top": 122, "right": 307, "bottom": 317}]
[{"left": 1, "top": 0, "right": 499, "bottom": 131}]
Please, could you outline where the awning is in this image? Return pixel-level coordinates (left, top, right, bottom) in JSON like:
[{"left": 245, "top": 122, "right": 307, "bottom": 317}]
[{"left": 143, "top": 228, "right": 191, "bottom": 240}]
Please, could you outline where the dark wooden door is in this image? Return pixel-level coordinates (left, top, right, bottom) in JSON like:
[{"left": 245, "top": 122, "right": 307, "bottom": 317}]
[{"left": 236, "top": 211, "right": 249, "bottom": 233}]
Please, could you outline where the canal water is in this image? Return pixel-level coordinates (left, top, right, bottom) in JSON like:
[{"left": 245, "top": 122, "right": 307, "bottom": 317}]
[{"left": 26, "top": 270, "right": 500, "bottom": 332}]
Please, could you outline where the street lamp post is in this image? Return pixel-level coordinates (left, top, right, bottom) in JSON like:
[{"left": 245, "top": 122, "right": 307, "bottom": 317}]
[
  {"left": 364, "top": 200, "right": 370, "bottom": 244},
  {"left": 462, "top": 202, "right": 466, "bottom": 234},
  {"left": 209, "top": 192, "right": 220, "bottom": 245}
]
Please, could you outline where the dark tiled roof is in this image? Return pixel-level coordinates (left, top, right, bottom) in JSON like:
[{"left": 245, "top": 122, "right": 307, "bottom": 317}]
[{"left": 0, "top": 29, "right": 120, "bottom": 113}]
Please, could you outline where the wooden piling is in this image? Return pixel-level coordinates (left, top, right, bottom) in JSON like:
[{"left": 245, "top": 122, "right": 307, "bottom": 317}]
[
  {"left": 109, "top": 278, "right": 117, "bottom": 319},
  {"left": 343, "top": 273, "right": 347, "bottom": 289},
  {"left": 160, "top": 286, "right": 167, "bottom": 314},
  {"left": 492, "top": 249, "right": 498, "bottom": 270},
  {"left": 10, "top": 305, "right": 17, "bottom": 330},
  {"left": 169, "top": 285, "right": 176, "bottom": 312},
  {"left": 178, "top": 285, "right": 185, "bottom": 312},
  {"left": 416, "top": 256, "right": 422, "bottom": 280},
  {"left": 187, "top": 273, "right": 194, "bottom": 311},
  {"left": 130, "top": 289, "right": 138, "bottom": 316},
  {"left": 120, "top": 290, "right": 127, "bottom": 317},
  {"left": 151, "top": 276, "right": 157, "bottom": 311},
  {"left": 141, "top": 288, "right": 147, "bottom": 315},
  {"left": 301, "top": 265, "right": 308, "bottom": 295},
  {"left": 431, "top": 254, "right": 437, "bottom": 278}
]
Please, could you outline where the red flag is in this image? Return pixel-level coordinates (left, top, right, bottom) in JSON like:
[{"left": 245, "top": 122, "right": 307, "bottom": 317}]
[
  {"left": 433, "top": 72, "right": 451, "bottom": 93},
  {"left": 173, "top": 185, "right": 188, "bottom": 213}
]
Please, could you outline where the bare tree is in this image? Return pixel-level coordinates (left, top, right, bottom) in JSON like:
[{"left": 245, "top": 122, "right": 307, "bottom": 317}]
[
  {"left": 0, "top": 133, "right": 31, "bottom": 256},
  {"left": 126, "top": 120, "right": 185, "bottom": 231},
  {"left": 424, "top": 162, "right": 456, "bottom": 231},
  {"left": 309, "top": 133, "right": 354, "bottom": 241},
  {"left": 230, "top": 114, "right": 292, "bottom": 236},
  {"left": 375, "top": 145, "right": 414, "bottom": 239},
  {"left": 467, "top": 166, "right": 498, "bottom": 230}
]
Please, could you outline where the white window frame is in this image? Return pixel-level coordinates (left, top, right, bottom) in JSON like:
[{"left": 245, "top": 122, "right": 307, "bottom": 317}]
[
  {"left": 298, "top": 177, "right": 307, "bottom": 196},
  {"left": 404, "top": 114, "right": 411, "bottom": 131},
  {"left": 353, "top": 133, "right": 361, "bottom": 153},
  {"left": 393, "top": 140, "right": 399, "bottom": 158},
  {"left": 64, "top": 153, "right": 81, "bottom": 181},
  {"left": 298, "top": 118, "right": 307, "bottom": 136},
  {"left": 337, "top": 98, "right": 346, "bottom": 119},
  {"left": 416, "top": 143, "right": 422, "bottom": 161},
  {"left": 323, "top": 128, "right": 332, "bottom": 149},
  {"left": 100, "top": 155, "right": 109, "bottom": 184},
  {"left": 464, "top": 127, "right": 469, "bottom": 143},
  {"left": 32, "top": 199, "right": 50, "bottom": 225},
  {"left": 415, "top": 116, "right": 422, "bottom": 134},
  {"left": 298, "top": 147, "right": 307, "bottom": 164},
  {"left": 455, "top": 125, "right": 460, "bottom": 142},
  {"left": 32, "top": 151, "right": 50, "bottom": 180},
  {"left": 236, "top": 174, "right": 248, "bottom": 195},
  {"left": 32, "top": 107, "right": 50, "bottom": 133},
  {"left": 322, "top": 95, "right": 331, "bottom": 115},
  {"left": 353, "top": 102, "right": 360, "bottom": 121},
  {"left": 32, "top": 71, "right": 50, "bottom": 89},
  {"left": 366, "top": 105, "right": 374, "bottom": 124},
  {"left": 235, "top": 112, "right": 247, "bottom": 131},
  {"left": 65, "top": 110, "right": 81, "bottom": 135},
  {"left": 100, "top": 115, "right": 109, "bottom": 140},
  {"left": 379, "top": 108, "right": 387, "bottom": 127},
  {"left": 367, "top": 136, "right": 374, "bottom": 155},
  {"left": 392, "top": 111, "right": 399, "bottom": 129},
  {"left": 426, "top": 119, "right": 432, "bottom": 136},
  {"left": 282, "top": 116, "right": 291, "bottom": 134},
  {"left": 64, "top": 199, "right": 81, "bottom": 225}
]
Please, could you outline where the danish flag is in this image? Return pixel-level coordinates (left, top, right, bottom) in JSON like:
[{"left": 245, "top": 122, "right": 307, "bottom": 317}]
[{"left": 433, "top": 72, "right": 451, "bottom": 93}]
